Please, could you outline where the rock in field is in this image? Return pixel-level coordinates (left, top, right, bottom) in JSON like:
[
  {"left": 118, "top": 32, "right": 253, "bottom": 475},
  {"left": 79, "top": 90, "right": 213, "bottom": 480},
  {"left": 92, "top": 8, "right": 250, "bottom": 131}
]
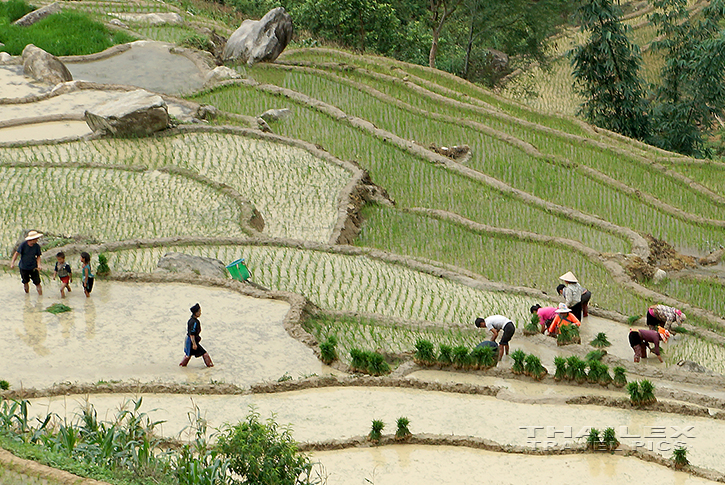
[
  {"left": 223, "top": 7, "right": 293, "bottom": 65},
  {"left": 204, "top": 66, "right": 241, "bottom": 85},
  {"left": 84, "top": 89, "right": 170, "bottom": 136},
  {"left": 13, "top": 2, "right": 61, "bottom": 27},
  {"left": 22, "top": 44, "right": 73, "bottom": 85},
  {"left": 677, "top": 360, "right": 715, "bottom": 375},
  {"left": 652, "top": 268, "right": 667, "bottom": 284},
  {"left": 107, "top": 12, "right": 184, "bottom": 26},
  {"left": 260, "top": 108, "right": 291, "bottom": 122},
  {"left": 157, "top": 252, "right": 228, "bottom": 279}
]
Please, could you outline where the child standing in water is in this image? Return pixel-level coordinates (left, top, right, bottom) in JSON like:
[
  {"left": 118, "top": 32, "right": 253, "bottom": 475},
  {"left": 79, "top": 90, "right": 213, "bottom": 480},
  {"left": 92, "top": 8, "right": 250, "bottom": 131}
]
[
  {"left": 52, "top": 251, "right": 72, "bottom": 298},
  {"left": 80, "top": 252, "right": 94, "bottom": 297}
]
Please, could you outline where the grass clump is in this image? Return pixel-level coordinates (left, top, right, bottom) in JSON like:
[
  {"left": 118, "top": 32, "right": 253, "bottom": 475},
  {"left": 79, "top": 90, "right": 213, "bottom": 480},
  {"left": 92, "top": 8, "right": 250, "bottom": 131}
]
[
  {"left": 590, "top": 332, "right": 611, "bottom": 348},
  {"left": 524, "top": 354, "right": 547, "bottom": 380},
  {"left": 586, "top": 428, "right": 601, "bottom": 451},
  {"left": 438, "top": 344, "right": 453, "bottom": 365},
  {"left": 452, "top": 345, "right": 471, "bottom": 369},
  {"left": 0, "top": 380, "right": 9, "bottom": 391},
  {"left": 0, "top": 0, "right": 33, "bottom": 23},
  {"left": 45, "top": 303, "right": 71, "bottom": 314},
  {"left": 523, "top": 314, "right": 540, "bottom": 335},
  {"left": 319, "top": 335, "right": 338, "bottom": 365},
  {"left": 627, "top": 315, "right": 641, "bottom": 325},
  {"left": 585, "top": 350, "right": 606, "bottom": 362},
  {"left": 612, "top": 366, "right": 627, "bottom": 388},
  {"left": 602, "top": 427, "right": 619, "bottom": 451},
  {"left": 414, "top": 339, "right": 436, "bottom": 366},
  {"left": 349, "top": 348, "right": 369, "bottom": 372},
  {"left": 511, "top": 349, "right": 526, "bottom": 375},
  {"left": 627, "top": 380, "right": 655, "bottom": 406},
  {"left": 556, "top": 324, "right": 580, "bottom": 346},
  {"left": 369, "top": 420, "right": 385, "bottom": 442},
  {"left": 673, "top": 445, "right": 689, "bottom": 469},
  {"left": 470, "top": 345, "right": 497, "bottom": 369},
  {"left": 395, "top": 417, "right": 411, "bottom": 440},
  {"left": 366, "top": 352, "right": 391, "bottom": 376},
  {"left": 0, "top": 10, "right": 136, "bottom": 56},
  {"left": 553, "top": 356, "right": 567, "bottom": 381},
  {"left": 96, "top": 253, "right": 110, "bottom": 276}
]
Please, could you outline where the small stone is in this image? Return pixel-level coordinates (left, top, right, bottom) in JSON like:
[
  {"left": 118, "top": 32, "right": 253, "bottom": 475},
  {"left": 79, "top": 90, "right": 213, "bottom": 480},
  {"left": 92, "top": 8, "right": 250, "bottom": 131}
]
[{"left": 259, "top": 108, "right": 291, "bottom": 122}]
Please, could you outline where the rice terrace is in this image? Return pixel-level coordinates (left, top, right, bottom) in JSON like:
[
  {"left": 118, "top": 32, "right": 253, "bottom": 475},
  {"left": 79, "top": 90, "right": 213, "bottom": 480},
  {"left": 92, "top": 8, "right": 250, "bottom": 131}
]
[{"left": 3, "top": 0, "right": 725, "bottom": 484}]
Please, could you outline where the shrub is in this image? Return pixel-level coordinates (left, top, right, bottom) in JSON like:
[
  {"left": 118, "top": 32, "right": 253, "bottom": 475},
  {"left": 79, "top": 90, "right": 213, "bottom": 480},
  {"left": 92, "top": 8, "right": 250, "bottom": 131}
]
[
  {"left": 414, "top": 339, "right": 436, "bottom": 366},
  {"left": 438, "top": 344, "right": 453, "bottom": 365},
  {"left": 673, "top": 445, "right": 689, "bottom": 469},
  {"left": 395, "top": 417, "right": 411, "bottom": 440},
  {"left": 470, "top": 346, "right": 497, "bottom": 369},
  {"left": 602, "top": 427, "right": 619, "bottom": 451},
  {"left": 0, "top": 380, "right": 8, "bottom": 391},
  {"left": 216, "top": 410, "right": 314, "bottom": 485},
  {"left": 553, "top": 357, "right": 567, "bottom": 381},
  {"left": 590, "top": 332, "right": 611, "bottom": 347},
  {"left": 612, "top": 366, "right": 627, "bottom": 388},
  {"left": 369, "top": 420, "right": 385, "bottom": 442},
  {"left": 511, "top": 350, "right": 526, "bottom": 375},
  {"left": 366, "top": 352, "right": 391, "bottom": 376},
  {"left": 452, "top": 345, "right": 471, "bottom": 369},
  {"left": 319, "top": 336, "right": 338, "bottom": 365},
  {"left": 96, "top": 254, "right": 110, "bottom": 276}
]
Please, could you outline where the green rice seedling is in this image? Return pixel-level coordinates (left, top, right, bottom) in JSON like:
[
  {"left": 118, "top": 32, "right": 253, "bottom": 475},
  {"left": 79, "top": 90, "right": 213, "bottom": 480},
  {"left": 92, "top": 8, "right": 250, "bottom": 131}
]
[
  {"left": 0, "top": 380, "right": 8, "bottom": 391},
  {"left": 602, "top": 427, "right": 619, "bottom": 451},
  {"left": 524, "top": 315, "right": 540, "bottom": 336},
  {"left": 572, "top": 359, "right": 588, "bottom": 384},
  {"left": 585, "top": 350, "right": 606, "bottom": 361},
  {"left": 672, "top": 446, "right": 689, "bottom": 469},
  {"left": 557, "top": 324, "right": 574, "bottom": 346},
  {"left": 366, "top": 352, "right": 391, "bottom": 376},
  {"left": 553, "top": 356, "right": 567, "bottom": 381},
  {"left": 511, "top": 349, "right": 526, "bottom": 375},
  {"left": 640, "top": 380, "right": 656, "bottom": 405},
  {"left": 414, "top": 339, "right": 436, "bottom": 366},
  {"left": 612, "top": 366, "right": 627, "bottom": 388},
  {"left": 96, "top": 253, "right": 110, "bottom": 276},
  {"left": 369, "top": 420, "right": 385, "bottom": 442},
  {"left": 524, "top": 354, "right": 542, "bottom": 377},
  {"left": 627, "top": 381, "right": 642, "bottom": 406},
  {"left": 627, "top": 315, "right": 641, "bottom": 325},
  {"left": 438, "top": 344, "right": 453, "bottom": 366},
  {"left": 349, "top": 348, "right": 368, "bottom": 373},
  {"left": 586, "top": 428, "right": 601, "bottom": 451},
  {"left": 319, "top": 337, "right": 338, "bottom": 365},
  {"left": 470, "top": 346, "right": 497, "bottom": 369},
  {"left": 395, "top": 417, "right": 411, "bottom": 440},
  {"left": 587, "top": 361, "right": 601, "bottom": 384},
  {"left": 45, "top": 303, "right": 71, "bottom": 314},
  {"left": 452, "top": 345, "right": 471, "bottom": 369},
  {"left": 569, "top": 325, "right": 581, "bottom": 344},
  {"left": 598, "top": 364, "right": 612, "bottom": 387},
  {"left": 590, "top": 332, "right": 611, "bottom": 348}
]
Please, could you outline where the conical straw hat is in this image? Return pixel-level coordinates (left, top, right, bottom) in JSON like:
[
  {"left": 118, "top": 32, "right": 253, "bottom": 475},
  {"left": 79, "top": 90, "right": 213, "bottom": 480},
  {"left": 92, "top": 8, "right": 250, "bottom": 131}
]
[{"left": 559, "top": 271, "right": 578, "bottom": 283}]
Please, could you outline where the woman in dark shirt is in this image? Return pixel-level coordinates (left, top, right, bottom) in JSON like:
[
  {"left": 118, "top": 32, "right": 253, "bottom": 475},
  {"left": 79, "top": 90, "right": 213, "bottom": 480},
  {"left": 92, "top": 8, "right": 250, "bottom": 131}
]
[{"left": 179, "top": 303, "right": 214, "bottom": 367}]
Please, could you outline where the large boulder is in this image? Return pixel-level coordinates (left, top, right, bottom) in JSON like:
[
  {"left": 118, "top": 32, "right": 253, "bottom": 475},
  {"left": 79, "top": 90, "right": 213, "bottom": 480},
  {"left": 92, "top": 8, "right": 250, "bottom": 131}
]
[
  {"left": 22, "top": 44, "right": 72, "bottom": 85},
  {"left": 223, "top": 7, "right": 293, "bottom": 65},
  {"left": 156, "top": 252, "right": 228, "bottom": 279},
  {"left": 84, "top": 89, "right": 170, "bottom": 136},
  {"left": 13, "top": 2, "right": 61, "bottom": 27},
  {"left": 107, "top": 12, "right": 184, "bottom": 26}
]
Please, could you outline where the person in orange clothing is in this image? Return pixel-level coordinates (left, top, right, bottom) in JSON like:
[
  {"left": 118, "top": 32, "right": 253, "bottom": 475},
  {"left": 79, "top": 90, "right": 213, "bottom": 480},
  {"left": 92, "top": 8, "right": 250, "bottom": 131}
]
[{"left": 546, "top": 303, "right": 581, "bottom": 336}]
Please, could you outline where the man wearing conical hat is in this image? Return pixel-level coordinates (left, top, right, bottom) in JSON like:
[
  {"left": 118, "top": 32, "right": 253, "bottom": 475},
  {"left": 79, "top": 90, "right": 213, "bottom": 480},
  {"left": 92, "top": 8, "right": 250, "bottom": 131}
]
[{"left": 10, "top": 230, "right": 44, "bottom": 295}]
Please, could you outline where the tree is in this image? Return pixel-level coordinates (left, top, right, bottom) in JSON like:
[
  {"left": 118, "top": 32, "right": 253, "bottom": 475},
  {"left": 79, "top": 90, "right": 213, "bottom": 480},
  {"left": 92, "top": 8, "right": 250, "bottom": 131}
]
[
  {"left": 647, "top": 0, "right": 725, "bottom": 157},
  {"left": 428, "top": 0, "right": 464, "bottom": 68},
  {"left": 569, "top": 0, "right": 649, "bottom": 140}
]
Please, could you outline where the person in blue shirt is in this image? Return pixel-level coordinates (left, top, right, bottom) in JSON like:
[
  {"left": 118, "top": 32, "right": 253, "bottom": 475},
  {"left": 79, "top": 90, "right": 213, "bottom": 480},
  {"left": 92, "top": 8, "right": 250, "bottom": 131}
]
[{"left": 10, "top": 231, "right": 43, "bottom": 295}]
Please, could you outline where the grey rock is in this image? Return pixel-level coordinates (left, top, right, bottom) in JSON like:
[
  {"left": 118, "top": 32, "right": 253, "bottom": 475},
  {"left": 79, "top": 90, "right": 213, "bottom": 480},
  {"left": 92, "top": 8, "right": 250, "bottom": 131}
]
[
  {"left": 260, "top": 108, "right": 291, "bottom": 122},
  {"left": 486, "top": 48, "right": 509, "bottom": 72},
  {"left": 652, "top": 268, "right": 667, "bottom": 284},
  {"left": 22, "top": 44, "right": 73, "bottom": 85},
  {"left": 223, "top": 7, "right": 293, "bottom": 65},
  {"left": 204, "top": 66, "right": 241, "bottom": 85},
  {"left": 256, "top": 117, "right": 272, "bottom": 133},
  {"left": 13, "top": 2, "right": 61, "bottom": 27},
  {"left": 108, "top": 18, "right": 129, "bottom": 29},
  {"left": 108, "top": 12, "right": 183, "bottom": 26},
  {"left": 0, "top": 52, "right": 12, "bottom": 64},
  {"left": 195, "top": 104, "right": 219, "bottom": 120},
  {"left": 84, "top": 89, "right": 170, "bottom": 136},
  {"left": 677, "top": 359, "right": 716, "bottom": 375},
  {"left": 157, "top": 252, "right": 227, "bottom": 278}
]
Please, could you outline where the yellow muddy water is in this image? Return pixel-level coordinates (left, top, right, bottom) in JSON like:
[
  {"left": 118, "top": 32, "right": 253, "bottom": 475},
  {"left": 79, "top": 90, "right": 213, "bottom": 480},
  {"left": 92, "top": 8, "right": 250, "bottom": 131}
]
[
  {"left": 0, "top": 121, "right": 91, "bottom": 143},
  {"left": 1, "top": 273, "right": 327, "bottom": 388},
  {"left": 29, "top": 388, "right": 725, "bottom": 474},
  {"left": 312, "top": 445, "right": 718, "bottom": 485}
]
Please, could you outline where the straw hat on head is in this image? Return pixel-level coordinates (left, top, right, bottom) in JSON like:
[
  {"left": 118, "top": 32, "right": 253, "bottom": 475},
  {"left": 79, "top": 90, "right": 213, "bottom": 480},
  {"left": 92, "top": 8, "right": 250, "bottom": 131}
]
[
  {"left": 555, "top": 303, "right": 571, "bottom": 314},
  {"left": 25, "top": 230, "right": 43, "bottom": 241},
  {"left": 559, "top": 271, "right": 578, "bottom": 283}
]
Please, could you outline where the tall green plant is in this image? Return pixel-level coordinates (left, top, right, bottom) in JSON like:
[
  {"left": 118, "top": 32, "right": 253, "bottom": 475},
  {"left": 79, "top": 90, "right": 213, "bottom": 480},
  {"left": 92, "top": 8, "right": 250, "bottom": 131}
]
[
  {"left": 511, "top": 349, "right": 526, "bottom": 375},
  {"left": 569, "top": 0, "right": 649, "bottom": 140}
]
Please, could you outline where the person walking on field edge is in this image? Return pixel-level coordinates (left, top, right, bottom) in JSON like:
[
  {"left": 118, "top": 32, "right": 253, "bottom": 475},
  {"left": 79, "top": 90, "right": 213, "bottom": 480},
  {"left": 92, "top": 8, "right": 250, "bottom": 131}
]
[
  {"left": 180, "top": 303, "right": 213, "bottom": 367},
  {"left": 475, "top": 315, "right": 515, "bottom": 362},
  {"left": 10, "top": 230, "right": 43, "bottom": 295}
]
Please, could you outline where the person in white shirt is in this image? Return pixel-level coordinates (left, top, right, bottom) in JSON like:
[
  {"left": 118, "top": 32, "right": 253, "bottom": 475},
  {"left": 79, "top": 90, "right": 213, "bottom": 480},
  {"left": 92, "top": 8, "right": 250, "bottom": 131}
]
[{"left": 475, "top": 315, "right": 516, "bottom": 362}]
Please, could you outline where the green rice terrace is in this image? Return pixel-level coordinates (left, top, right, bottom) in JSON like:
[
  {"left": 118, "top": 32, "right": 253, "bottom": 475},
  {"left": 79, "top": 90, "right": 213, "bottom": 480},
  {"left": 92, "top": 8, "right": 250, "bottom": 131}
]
[{"left": 3, "top": 0, "right": 725, "bottom": 484}]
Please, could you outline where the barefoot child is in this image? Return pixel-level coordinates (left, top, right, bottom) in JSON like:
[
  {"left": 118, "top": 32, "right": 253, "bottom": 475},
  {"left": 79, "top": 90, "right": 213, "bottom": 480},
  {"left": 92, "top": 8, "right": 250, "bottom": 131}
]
[
  {"left": 80, "top": 252, "right": 94, "bottom": 297},
  {"left": 53, "top": 251, "right": 72, "bottom": 298}
]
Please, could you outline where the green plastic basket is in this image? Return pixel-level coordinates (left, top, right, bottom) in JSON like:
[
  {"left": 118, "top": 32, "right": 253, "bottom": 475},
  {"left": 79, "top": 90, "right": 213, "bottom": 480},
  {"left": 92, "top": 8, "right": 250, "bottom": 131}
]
[{"left": 226, "top": 258, "right": 251, "bottom": 281}]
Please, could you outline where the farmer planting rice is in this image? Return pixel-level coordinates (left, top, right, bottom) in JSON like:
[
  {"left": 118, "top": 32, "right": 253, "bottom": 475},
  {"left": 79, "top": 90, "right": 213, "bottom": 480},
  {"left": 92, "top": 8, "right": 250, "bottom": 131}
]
[
  {"left": 556, "top": 271, "right": 591, "bottom": 320},
  {"left": 647, "top": 304, "right": 686, "bottom": 331},
  {"left": 629, "top": 326, "right": 670, "bottom": 363},
  {"left": 179, "top": 303, "right": 214, "bottom": 368},
  {"left": 530, "top": 304, "right": 556, "bottom": 333},
  {"left": 475, "top": 315, "right": 515, "bottom": 362},
  {"left": 546, "top": 303, "right": 581, "bottom": 336},
  {"left": 10, "top": 230, "right": 43, "bottom": 295}
]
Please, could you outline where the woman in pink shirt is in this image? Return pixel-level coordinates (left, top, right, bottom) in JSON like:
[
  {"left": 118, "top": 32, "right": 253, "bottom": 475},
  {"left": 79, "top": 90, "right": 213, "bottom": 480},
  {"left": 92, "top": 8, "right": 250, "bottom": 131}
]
[{"left": 530, "top": 304, "right": 556, "bottom": 333}]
